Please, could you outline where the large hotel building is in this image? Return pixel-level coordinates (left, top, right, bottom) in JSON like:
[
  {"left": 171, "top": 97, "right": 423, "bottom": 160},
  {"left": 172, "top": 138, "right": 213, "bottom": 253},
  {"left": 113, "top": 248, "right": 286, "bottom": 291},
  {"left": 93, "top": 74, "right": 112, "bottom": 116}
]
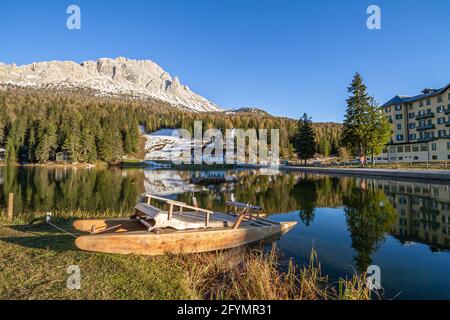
[{"left": 378, "top": 84, "right": 450, "bottom": 162}]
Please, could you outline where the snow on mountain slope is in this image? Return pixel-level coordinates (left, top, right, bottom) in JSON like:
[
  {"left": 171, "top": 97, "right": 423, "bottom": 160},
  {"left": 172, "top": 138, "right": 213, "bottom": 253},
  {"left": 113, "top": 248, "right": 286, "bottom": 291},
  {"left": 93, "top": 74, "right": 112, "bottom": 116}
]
[
  {"left": 0, "top": 57, "right": 222, "bottom": 112},
  {"left": 142, "top": 127, "right": 194, "bottom": 161}
]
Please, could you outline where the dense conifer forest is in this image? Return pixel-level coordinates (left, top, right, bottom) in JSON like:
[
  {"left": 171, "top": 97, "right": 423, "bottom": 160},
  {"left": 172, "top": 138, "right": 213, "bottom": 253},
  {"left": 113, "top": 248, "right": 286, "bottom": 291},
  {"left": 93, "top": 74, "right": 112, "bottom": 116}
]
[{"left": 0, "top": 87, "right": 342, "bottom": 164}]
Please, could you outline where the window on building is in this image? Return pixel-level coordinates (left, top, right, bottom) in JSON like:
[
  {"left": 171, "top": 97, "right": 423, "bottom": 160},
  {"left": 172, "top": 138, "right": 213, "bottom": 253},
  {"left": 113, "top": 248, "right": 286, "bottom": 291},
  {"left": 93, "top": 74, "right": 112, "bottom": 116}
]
[
  {"left": 390, "top": 147, "right": 396, "bottom": 153},
  {"left": 397, "top": 123, "right": 402, "bottom": 130},
  {"left": 438, "top": 117, "right": 445, "bottom": 124},
  {"left": 409, "top": 112, "right": 415, "bottom": 118},
  {"left": 438, "top": 95, "right": 443, "bottom": 103},
  {"left": 385, "top": 107, "right": 391, "bottom": 113},
  {"left": 409, "top": 123, "right": 416, "bottom": 129},
  {"left": 448, "top": 92, "right": 450, "bottom": 100},
  {"left": 438, "top": 130, "right": 447, "bottom": 137},
  {"left": 409, "top": 134, "right": 417, "bottom": 140},
  {"left": 405, "top": 146, "right": 411, "bottom": 152},
  {"left": 396, "top": 114, "right": 403, "bottom": 120},
  {"left": 397, "top": 135, "right": 404, "bottom": 141},
  {"left": 432, "top": 155, "right": 438, "bottom": 160},
  {"left": 432, "top": 143, "right": 437, "bottom": 151},
  {"left": 437, "top": 106, "right": 443, "bottom": 113},
  {"left": 421, "top": 144, "right": 428, "bottom": 152},
  {"left": 419, "top": 100, "right": 424, "bottom": 107},
  {"left": 447, "top": 141, "right": 450, "bottom": 150},
  {"left": 395, "top": 105, "right": 402, "bottom": 111},
  {"left": 414, "top": 156, "right": 419, "bottom": 160},
  {"left": 398, "top": 146, "right": 404, "bottom": 153},
  {"left": 426, "top": 98, "right": 431, "bottom": 105},
  {"left": 412, "top": 146, "right": 419, "bottom": 152}
]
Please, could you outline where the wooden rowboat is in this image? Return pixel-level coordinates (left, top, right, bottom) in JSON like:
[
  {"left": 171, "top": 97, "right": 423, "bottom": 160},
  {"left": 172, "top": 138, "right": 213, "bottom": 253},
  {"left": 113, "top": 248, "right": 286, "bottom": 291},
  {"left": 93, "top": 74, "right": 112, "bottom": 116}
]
[{"left": 73, "top": 194, "right": 297, "bottom": 256}]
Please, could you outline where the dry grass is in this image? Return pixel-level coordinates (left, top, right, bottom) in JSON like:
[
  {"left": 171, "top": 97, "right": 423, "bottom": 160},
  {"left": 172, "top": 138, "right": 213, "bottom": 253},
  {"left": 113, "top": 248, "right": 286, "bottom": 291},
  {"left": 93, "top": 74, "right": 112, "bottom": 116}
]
[{"left": 177, "top": 246, "right": 371, "bottom": 300}]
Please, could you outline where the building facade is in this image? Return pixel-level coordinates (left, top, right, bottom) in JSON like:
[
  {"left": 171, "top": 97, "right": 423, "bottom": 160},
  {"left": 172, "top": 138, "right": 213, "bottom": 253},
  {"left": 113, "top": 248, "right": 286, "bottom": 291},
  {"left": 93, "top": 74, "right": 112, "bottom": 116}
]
[{"left": 378, "top": 84, "right": 450, "bottom": 162}]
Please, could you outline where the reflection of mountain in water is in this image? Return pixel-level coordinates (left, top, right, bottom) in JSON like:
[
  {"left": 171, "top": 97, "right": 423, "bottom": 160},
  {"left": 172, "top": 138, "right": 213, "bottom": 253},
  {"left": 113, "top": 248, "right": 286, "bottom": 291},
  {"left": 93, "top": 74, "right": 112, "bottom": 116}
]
[{"left": 143, "top": 170, "right": 201, "bottom": 195}]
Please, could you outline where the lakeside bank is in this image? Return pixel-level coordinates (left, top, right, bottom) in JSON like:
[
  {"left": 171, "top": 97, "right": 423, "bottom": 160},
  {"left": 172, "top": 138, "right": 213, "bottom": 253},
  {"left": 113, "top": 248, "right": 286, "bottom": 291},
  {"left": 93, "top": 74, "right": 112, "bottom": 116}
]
[
  {"left": 0, "top": 214, "right": 370, "bottom": 300},
  {"left": 281, "top": 166, "right": 450, "bottom": 183}
]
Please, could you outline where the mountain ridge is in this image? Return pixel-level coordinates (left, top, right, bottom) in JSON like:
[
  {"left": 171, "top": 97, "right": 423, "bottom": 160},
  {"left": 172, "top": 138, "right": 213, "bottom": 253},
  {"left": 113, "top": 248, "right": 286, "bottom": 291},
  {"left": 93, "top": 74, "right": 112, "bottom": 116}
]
[{"left": 0, "top": 57, "right": 222, "bottom": 112}]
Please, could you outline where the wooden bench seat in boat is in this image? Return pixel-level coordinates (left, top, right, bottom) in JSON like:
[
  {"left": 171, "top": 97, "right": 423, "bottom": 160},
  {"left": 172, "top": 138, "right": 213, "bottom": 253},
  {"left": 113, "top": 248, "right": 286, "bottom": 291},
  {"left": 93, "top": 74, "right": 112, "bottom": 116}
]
[{"left": 134, "top": 203, "right": 229, "bottom": 231}]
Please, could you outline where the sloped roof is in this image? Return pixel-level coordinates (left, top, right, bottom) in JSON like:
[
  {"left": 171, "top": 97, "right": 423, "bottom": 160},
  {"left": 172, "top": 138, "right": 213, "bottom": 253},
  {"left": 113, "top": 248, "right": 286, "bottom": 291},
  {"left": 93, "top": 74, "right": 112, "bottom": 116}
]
[{"left": 382, "top": 84, "right": 450, "bottom": 107}]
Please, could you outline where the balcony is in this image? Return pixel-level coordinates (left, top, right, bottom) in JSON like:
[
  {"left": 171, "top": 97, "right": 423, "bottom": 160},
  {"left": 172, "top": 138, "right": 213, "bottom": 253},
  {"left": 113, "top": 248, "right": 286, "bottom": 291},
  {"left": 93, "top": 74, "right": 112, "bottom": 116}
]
[
  {"left": 416, "top": 124, "right": 436, "bottom": 131},
  {"left": 415, "top": 112, "right": 434, "bottom": 120},
  {"left": 417, "top": 137, "right": 436, "bottom": 143}
]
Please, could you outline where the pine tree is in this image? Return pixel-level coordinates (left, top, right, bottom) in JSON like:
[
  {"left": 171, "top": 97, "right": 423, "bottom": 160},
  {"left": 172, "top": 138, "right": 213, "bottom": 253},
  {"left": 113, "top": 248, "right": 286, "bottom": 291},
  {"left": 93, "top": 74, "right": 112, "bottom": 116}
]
[
  {"left": 99, "top": 117, "right": 123, "bottom": 164},
  {"left": 80, "top": 127, "right": 97, "bottom": 163},
  {"left": 35, "top": 122, "right": 57, "bottom": 163},
  {"left": 4, "top": 136, "right": 16, "bottom": 165},
  {"left": 318, "top": 138, "right": 331, "bottom": 157},
  {"left": 123, "top": 129, "right": 133, "bottom": 154},
  {"left": 366, "top": 97, "right": 391, "bottom": 163},
  {"left": 341, "top": 73, "right": 373, "bottom": 162},
  {"left": 295, "top": 113, "right": 317, "bottom": 164},
  {"left": 62, "top": 120, "right": 81, "bottom": 162},
  {"left": 129, "top": 119, "right": 139, "bottom": 153},
  {"left": 27, "top": 122, "right": 36, "bottom": 163}
]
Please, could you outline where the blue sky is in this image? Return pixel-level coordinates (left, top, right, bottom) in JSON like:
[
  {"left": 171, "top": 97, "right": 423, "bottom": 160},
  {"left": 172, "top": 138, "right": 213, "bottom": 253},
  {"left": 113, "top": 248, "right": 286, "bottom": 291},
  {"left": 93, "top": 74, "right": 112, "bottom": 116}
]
[{"left": 1, "top": 0, "right": 449, "bottom": 122}]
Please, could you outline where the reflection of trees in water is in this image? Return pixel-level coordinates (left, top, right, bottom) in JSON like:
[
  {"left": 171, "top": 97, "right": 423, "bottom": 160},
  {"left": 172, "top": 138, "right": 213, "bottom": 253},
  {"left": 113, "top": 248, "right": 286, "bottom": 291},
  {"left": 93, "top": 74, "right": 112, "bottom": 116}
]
[
  {"left": 0, "top": 167, "right": 144, "bottom": 215},
  {"left": 176, "top": 172, "right": 348, "bottom": 217},
  {"left": 291, "top": 177, "right": 317, "bottom": 226},
  {"left": 343, "top": 179, "right": 396, "bottom": 272},
  {"left": 3, "top": 167, "right": 444, "bottom": 263}
]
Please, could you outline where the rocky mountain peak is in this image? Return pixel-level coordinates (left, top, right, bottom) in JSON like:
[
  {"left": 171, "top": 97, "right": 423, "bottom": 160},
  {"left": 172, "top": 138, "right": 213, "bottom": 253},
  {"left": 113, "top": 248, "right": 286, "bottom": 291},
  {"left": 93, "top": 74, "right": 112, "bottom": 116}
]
[{"left": 0, "top": 57, "right": 222, "bottom": 112}]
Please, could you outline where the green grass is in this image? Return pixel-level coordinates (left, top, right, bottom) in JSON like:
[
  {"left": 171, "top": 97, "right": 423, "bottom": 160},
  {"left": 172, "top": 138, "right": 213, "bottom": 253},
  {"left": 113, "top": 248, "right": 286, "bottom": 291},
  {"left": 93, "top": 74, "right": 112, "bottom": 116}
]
[
  {"left": 0, "top": 213, "right": 372, "bottom": 300},
  {"left": 0, "top": 222, "right": 191, "bottom": 299}
]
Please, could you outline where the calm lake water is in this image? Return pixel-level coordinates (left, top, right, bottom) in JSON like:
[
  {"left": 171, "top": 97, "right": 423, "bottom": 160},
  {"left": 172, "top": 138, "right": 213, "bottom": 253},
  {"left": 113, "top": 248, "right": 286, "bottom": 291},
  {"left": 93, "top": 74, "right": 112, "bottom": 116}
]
[{"left": 1, "top": 166, "right": 450, "bottom": 299}]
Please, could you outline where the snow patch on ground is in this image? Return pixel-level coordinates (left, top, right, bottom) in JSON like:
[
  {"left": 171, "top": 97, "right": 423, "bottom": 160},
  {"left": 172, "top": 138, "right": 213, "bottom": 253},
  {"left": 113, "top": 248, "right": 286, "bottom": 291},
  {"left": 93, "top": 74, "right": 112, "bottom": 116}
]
[{"left": 141, "top": 126, "right": 193, "bottom": 161}]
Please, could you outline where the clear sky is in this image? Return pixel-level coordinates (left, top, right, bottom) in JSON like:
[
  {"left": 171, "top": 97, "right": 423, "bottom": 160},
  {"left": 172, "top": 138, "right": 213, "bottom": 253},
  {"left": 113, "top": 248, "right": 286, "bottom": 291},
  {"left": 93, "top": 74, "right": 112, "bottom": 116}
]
[{"left": 1, "top": 0, "right": 449, "bottom": 122}]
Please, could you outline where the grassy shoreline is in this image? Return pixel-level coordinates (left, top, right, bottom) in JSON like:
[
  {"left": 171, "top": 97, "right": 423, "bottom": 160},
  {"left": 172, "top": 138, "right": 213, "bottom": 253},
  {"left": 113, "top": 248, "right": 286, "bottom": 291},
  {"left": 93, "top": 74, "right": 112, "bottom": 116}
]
[{"left": 0, "top": 211, "right": 371, "bottom": 300}]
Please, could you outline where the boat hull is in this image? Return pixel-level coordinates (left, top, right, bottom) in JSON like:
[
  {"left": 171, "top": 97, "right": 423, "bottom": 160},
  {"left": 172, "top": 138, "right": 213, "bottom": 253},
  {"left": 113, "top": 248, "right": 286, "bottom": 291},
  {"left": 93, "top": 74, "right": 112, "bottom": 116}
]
[{"left": 74, "top": 221, "right": 297, "bottom": 256}]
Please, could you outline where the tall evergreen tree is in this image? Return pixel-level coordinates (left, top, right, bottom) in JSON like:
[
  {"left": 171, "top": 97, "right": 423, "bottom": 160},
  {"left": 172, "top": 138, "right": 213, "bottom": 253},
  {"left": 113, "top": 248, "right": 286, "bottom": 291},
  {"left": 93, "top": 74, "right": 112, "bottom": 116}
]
[
  {"left": 341, "top": 73, "right": 374, "bottom": 162},
  {"left": 295, "top": 113, "right": 317, "bottom": 164},
  {"left": 80, "top": 126, "right": 97, "bottom": 163},
  {"left": 35, "top": 122, "right": 57, "bottom": 163},
  {"left": 62, "top": 119, "right": 81, "bottom": 162},
  {"left": 4, "top": 136, "right": 16, "bottom": 165},
  {"left": 99, "top": 117, "right": 123, "bottom": 164}
]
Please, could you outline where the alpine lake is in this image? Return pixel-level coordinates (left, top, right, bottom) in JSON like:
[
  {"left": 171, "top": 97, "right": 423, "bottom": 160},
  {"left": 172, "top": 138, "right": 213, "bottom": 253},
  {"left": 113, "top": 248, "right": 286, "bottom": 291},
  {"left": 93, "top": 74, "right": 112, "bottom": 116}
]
[{"left": 1, "top": 166, "right": 450, "bottom": 300}]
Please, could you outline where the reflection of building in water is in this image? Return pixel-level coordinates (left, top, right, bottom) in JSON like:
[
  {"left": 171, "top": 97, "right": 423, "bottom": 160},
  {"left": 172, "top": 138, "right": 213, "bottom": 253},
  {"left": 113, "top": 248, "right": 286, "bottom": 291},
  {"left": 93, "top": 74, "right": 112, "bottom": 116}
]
[
  {"left": 190, "top": 170, "right": 237, "bottom": 185},
  {"left": 369, "top": 179, "right": 450, "bottom": 250}
]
